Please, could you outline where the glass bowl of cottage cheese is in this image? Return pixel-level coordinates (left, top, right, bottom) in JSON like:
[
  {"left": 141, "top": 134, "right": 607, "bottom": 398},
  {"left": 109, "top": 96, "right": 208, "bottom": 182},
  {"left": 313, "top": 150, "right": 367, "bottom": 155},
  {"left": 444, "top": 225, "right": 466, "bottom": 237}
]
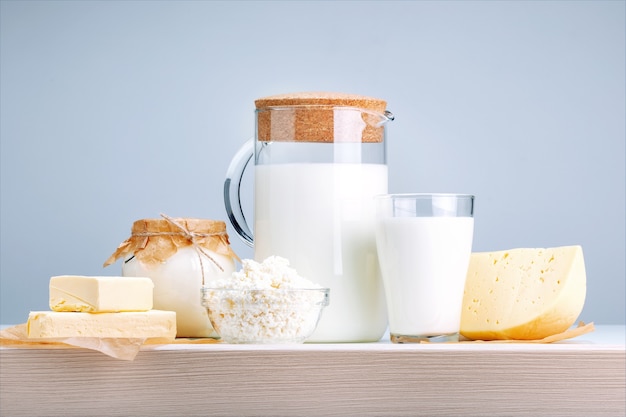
[{"left": 201, "top": 256, "right": 330, "bottom": 344}]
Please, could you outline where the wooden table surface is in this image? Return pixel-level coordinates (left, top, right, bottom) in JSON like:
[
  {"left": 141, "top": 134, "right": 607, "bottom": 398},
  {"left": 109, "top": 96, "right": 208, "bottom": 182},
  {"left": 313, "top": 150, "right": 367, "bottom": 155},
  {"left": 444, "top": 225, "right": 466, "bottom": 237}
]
[{"left": 1, "top": 325, "right": 624, "bottom": 417}]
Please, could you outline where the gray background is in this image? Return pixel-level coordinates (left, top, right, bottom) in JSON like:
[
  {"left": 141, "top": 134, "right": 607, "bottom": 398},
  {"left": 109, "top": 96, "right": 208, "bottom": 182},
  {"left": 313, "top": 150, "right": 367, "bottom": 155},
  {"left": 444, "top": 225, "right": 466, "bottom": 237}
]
[{"left": 1, "top": 0, "right": 624, "bottom": 326}]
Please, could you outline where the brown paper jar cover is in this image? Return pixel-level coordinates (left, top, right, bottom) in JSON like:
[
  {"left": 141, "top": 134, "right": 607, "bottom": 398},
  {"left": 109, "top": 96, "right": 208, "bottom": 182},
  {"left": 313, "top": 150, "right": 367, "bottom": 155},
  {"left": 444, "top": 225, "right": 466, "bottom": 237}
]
[
  {"left": 104, "top": 218, "right": 239, "bottom": 269},
  {"left": 255, "top": 92, "right": 389, "bottom": 143}
]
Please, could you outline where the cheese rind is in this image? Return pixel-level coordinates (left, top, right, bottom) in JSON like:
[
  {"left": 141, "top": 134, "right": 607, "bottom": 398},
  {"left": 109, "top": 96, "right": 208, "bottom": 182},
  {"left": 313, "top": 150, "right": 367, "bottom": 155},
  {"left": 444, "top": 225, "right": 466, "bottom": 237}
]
[
  {"left": 50, "top": 275, "right": 154, "bottom": 313},
  {"left": 460, "top": 245, "right": 586, "bottom": 340},
  {"left": 27, "top": 310, "right": 176, "bottom": 339}
]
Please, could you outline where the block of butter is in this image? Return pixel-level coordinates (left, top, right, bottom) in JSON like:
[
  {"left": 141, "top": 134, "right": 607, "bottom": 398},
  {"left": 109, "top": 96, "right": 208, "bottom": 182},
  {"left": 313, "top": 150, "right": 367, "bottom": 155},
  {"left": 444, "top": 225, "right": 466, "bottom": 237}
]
[
  {"left": 50, "top": 275, "right": 154, "bottom": 313},
  {"left": 461, "top": 245, "right": 586, "bottom": 340},
  {"left": 27, "top": 310, "right": 177, "bottom": 339}
]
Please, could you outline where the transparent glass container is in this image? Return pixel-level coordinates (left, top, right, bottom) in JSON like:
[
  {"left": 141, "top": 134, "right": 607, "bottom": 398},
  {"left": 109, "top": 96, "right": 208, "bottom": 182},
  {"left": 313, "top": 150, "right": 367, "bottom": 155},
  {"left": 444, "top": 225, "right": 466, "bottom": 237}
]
[{"left": 224, "top": 92, "right": 394, "bottom": 342}]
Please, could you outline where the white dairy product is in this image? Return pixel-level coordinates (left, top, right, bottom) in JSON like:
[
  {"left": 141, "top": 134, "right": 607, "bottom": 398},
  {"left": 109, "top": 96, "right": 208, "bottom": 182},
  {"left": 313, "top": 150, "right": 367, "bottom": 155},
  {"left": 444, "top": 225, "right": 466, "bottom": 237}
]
[
  {"left": 123, "top": 247, "right": 235, "bottom": 337},
  {"left": 27, "top": 310, "right": 177, "bottom": 340},
  {"left": 214, "top": 256, "right": 322, "bottom": 290},
  {"left": 461, "top": 246, "right": 586, "bottom": 340},
  {"left": 376, "top": 216, "right": 474, "bottom": 337},
  {"left": 254, "top": 163, "right": 388, "bottom": 342},
  {"left": 203, "top": 256, "right": 328, "bottom": 343},
  {"left": 49, "top": 275, "right": 153, "bottom": 313}
]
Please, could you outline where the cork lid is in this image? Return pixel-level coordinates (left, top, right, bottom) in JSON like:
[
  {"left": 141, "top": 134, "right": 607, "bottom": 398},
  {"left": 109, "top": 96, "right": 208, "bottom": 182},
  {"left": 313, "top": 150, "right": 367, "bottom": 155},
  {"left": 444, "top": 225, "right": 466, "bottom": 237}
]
[
  {"left": 255, "top": 92, "right": 390, "bottom": 143},
  {"left": 255, "top": 92, "right": 387, "bottom": 113}
]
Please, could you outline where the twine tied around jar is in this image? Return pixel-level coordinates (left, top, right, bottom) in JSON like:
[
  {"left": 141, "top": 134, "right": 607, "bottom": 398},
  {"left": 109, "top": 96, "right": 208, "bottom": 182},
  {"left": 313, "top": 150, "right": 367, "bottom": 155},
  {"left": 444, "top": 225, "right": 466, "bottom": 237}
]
[
  {"left": 104, "top": 214, "right": 239, "bottom": 285},
  {"left": 153, "top": 213, "right": 225, "bottom": 272}
]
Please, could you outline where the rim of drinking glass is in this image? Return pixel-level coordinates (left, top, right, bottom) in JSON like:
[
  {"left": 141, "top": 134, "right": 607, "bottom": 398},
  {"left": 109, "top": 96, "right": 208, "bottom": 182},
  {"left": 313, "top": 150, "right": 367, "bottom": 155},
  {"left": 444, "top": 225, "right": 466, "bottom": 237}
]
[{"left": 374, "top": 193, "right": 475, "bottom": 200}]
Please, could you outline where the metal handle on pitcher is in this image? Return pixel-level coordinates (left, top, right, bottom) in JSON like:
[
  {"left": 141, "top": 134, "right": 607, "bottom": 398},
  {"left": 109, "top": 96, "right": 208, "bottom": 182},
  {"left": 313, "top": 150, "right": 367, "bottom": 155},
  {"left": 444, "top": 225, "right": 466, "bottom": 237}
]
[{"left": 224, "top": 138, "right": 254, "bottom": 247}]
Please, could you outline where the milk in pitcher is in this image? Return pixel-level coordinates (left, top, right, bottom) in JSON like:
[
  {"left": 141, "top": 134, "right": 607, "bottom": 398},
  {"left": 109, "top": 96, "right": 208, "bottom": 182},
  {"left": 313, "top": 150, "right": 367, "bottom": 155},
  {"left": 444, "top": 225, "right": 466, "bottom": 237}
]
[{"left": 255, "top": 163, "right": 388, "bottom": 342}]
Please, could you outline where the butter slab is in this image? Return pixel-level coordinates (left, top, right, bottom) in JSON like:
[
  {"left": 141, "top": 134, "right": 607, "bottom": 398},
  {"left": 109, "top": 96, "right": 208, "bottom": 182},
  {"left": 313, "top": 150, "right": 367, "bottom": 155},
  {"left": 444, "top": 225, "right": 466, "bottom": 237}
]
[
  {"left": 50, "top": 275, "right": 154, "bottom": 313},
  {"left": 27, "top": 310, "right": 176, "bottom": 339}
]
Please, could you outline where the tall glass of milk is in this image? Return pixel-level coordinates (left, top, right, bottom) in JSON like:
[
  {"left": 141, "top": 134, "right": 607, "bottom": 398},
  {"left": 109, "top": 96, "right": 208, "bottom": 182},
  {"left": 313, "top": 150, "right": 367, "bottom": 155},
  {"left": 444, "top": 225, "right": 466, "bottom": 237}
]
[
  {"left": 375, "top": 193, "right": 475, "bottom": 343},
  {"left": 224, "top": 92, "right": 394, "bottom": 342}
]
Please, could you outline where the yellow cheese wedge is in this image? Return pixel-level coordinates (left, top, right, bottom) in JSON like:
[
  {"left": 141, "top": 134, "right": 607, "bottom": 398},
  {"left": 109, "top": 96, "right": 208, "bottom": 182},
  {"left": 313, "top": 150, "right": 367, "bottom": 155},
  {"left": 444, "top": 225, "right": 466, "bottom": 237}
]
[
  {"left": 460, "top": 245, "right": 586, "bottom": 340},
  {"left": 27, "top": 310, "right": 176, "bottom": 340},
  {"left": 50, "top": 275, "right": 153, "bottom": 313}
]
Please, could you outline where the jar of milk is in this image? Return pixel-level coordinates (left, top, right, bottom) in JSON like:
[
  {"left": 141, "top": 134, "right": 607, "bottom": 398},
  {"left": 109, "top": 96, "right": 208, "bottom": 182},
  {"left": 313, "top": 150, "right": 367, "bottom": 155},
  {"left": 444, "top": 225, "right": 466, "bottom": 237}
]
[
  {"left": 104, "top": 215, "right": 238, "bottom": 337},
  {"left": 224, "top": 92, "right": 393, "bottom": 342}
]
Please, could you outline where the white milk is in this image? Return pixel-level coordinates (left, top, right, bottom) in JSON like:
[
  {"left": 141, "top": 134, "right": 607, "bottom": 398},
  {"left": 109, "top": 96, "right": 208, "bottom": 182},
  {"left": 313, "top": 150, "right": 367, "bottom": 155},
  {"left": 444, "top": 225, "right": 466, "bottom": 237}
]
[
  {"left": 376, "top": 216, "right": 474, "bottom": 337},
  {"left": 254, "top": 163, "right": 388, "bottom": 342}
]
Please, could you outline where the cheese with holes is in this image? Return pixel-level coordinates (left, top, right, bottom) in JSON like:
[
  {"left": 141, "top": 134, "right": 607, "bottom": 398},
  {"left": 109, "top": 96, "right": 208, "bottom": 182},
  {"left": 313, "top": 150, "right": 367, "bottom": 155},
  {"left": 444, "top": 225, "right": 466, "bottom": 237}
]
[
  {"left": 50, "top": 275, "right": 153, "bottom": 312},
  {"left": 460, "top": 245, "right": 586, "bottom": 340},
  {"left": 27, "top": 310, "right": 176, "bottom": 339}
]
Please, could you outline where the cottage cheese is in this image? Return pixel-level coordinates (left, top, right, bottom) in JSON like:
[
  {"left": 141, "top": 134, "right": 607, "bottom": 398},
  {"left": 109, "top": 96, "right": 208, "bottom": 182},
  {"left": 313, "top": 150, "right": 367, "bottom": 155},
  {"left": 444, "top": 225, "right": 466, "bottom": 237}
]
[
  {"left": 216, "top": 256, "right": 321, "bottom": 290},
  {"left": 202, "top": 256, "right": 329, "bottom": 343}
]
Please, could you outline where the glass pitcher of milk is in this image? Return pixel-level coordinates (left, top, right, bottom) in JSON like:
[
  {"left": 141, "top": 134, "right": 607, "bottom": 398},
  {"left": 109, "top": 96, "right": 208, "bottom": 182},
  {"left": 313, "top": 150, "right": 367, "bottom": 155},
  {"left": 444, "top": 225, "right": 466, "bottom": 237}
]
[{"left": 224, "top": 92, "right": 394, "bottom": 342}]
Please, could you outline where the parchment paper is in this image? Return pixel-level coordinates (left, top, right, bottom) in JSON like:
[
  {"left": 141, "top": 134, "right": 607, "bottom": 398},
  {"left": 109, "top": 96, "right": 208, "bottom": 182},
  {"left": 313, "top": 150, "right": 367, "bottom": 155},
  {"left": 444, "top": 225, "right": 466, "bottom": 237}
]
[
  {"left": 0, "top": 324, "right": 218, "bottom": 360},
  {"left": 392, "top": 321, "right": 595, "bottom": 344},
  {"left": 1, "top": 322, "right": 594, "bottom": 360}
]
